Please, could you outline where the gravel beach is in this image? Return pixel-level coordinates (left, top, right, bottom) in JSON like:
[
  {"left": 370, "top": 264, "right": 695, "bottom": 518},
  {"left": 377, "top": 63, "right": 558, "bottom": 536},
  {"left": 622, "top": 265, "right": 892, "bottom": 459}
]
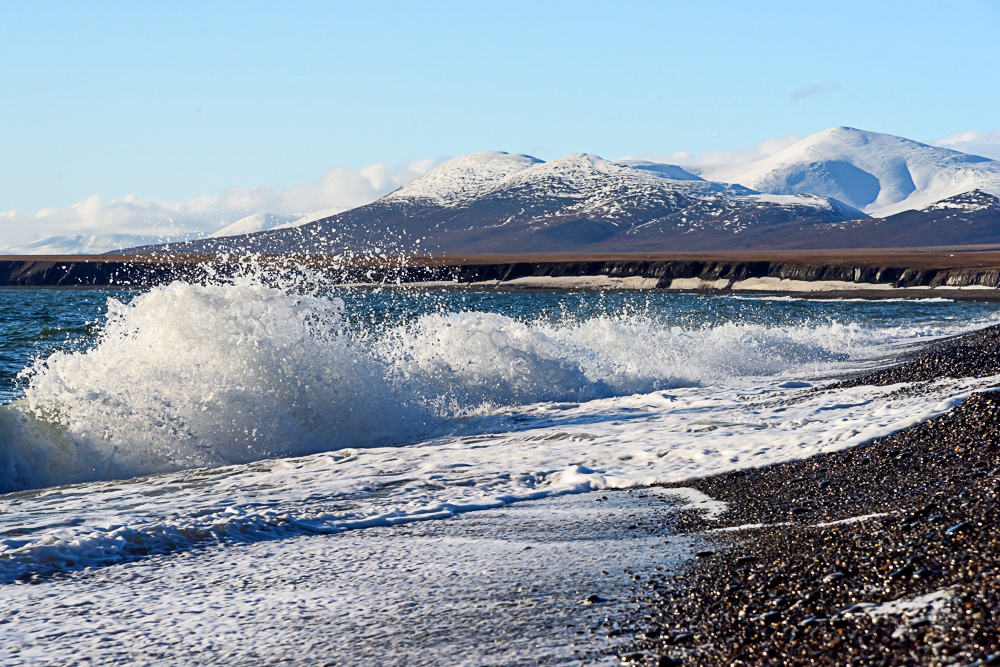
[{"left": 612, "top": 325, "right": 1000, "bottom": 667}]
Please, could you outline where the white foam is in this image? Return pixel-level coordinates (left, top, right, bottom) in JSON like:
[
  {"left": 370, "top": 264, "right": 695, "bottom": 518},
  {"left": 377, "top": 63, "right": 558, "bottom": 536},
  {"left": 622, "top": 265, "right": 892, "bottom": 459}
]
[
  {"left": 2, "top": 372, "right": 996, "bottom": 583},
  {"left": 660, "top": 487, "right": 727, "bottom": 520},
  {"left": 0, "top": 490, "right": 704, "bottom": 666},
  {"left": 3, "top": 277, "right": 999, "bottom": 583},
  {"left": 5, "top": 278, "right": 962, "bottom": 494},
  {"left": 813, "top": 512, "right": 891, "bottom": 527}
]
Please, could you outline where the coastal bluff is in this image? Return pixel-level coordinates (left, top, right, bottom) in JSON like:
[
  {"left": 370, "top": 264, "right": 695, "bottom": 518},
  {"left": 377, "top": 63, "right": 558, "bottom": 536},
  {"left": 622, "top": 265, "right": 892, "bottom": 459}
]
[{"left": 5, "top": 250, "right": 1000, "bottom": 296}]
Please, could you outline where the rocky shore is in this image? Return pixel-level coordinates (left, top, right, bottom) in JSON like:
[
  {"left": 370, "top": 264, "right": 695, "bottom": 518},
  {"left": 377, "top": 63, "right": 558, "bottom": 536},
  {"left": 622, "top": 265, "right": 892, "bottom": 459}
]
[{"left": 612, "top": 326, "right": 1000, "bottom": 666}]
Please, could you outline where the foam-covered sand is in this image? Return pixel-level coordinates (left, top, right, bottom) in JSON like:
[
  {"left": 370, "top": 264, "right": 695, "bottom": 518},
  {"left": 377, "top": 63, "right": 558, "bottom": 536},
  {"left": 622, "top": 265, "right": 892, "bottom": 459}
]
[{"left": 1, "top": 489, "right": 709, "bottom": 666}]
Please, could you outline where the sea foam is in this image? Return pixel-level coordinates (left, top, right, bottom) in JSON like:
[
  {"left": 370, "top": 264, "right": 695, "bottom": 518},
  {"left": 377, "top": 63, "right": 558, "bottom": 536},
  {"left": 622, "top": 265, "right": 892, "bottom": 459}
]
[{"left": 0, "top": 277, "right": 977, "bottom": 493}]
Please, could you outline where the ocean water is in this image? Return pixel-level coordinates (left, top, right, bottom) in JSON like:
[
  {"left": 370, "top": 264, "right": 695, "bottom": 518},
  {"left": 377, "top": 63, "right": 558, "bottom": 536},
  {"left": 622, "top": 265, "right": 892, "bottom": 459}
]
[{"left": 3, "top": 281, "right": 1000, "bottom": 664}]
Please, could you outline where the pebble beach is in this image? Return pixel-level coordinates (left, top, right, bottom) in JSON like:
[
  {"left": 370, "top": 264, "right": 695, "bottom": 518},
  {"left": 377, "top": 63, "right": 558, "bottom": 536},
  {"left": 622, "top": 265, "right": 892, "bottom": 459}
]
[{"left": 614, "top": 326, "right": 1000, "bottom": 666}]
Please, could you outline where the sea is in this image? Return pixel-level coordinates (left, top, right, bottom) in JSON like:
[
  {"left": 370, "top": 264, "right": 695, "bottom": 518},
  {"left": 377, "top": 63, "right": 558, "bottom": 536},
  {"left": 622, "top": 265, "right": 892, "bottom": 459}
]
[{"left": 3, "top": 279, "right": 1000, "bottom": 665}]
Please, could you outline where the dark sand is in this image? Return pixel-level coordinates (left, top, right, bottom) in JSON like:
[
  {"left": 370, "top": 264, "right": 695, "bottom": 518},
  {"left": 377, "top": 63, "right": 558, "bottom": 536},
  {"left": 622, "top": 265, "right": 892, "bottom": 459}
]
[{"left": 607, "top": 327, "right": 1000, "bottom": 666}]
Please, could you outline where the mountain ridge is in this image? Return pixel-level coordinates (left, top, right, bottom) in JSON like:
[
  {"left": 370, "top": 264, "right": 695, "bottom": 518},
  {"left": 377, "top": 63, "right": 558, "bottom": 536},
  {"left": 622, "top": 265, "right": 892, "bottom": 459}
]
[
  {"left": 69, "top": 126, "right": 1000, "bottom": 256},
  {"left": 126, "top": 151, "right": 866, "bottom": 255},
  {"left": 690, "top": 126, "right": 1000, "bottom": 216}
]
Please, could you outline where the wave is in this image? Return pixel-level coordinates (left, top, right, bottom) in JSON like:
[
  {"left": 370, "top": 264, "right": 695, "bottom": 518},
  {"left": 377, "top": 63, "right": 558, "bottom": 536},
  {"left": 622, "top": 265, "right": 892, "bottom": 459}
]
[{"left": 0, "top": 277, "right": 984, "bottom": 493}]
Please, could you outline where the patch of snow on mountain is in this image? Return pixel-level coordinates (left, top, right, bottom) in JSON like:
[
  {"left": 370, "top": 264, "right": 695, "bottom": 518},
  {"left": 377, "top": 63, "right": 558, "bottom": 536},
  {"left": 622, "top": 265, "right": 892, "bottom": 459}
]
[
  {"left": 505, "top": 154, "right": 858, "bottom": 215},
  {"left": 207, "top": 213, "right": 301, "bottom": 238},
  {"left": 747, "top": 193, "right": 833, "bottom": 209},
  {"left": 920, "top": 190, "right": 999, "bottom": 213},
  {"left": 614, "top": 160, "right": 704, "bottom": 181},
  {"left": 0, "top": 233, "right": 201, "bottom": 255},
  {"left": 208, "top": 206, "right": 358, "bottom": 239},
  {"left": 698, "top": 127, "right": 1000, "bottom": 216},
  {"left": 501, "top": 153, "right": 712, "bottom": 194},
  {"left": 285, "top": 207, "right": 350, "bottom": 227},
  {"left": 503, "top": 153, "right": 643, "bottom": 185},
  {"left": 385, "top": 152, "right": 543, "bottom": 206}
]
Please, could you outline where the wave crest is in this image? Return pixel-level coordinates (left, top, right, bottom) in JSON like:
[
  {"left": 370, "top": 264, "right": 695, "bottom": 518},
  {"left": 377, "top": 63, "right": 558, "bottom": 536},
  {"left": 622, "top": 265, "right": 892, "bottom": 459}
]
[{"left": 0, "top": 279, "right": 964, "bottom": 492}]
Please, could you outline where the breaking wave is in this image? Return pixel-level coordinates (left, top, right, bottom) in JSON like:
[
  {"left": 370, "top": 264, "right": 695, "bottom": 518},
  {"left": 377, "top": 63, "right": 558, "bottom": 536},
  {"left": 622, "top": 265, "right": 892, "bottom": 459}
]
[{"left": 0, "top": 277, "right": 973, "bottom": 493}]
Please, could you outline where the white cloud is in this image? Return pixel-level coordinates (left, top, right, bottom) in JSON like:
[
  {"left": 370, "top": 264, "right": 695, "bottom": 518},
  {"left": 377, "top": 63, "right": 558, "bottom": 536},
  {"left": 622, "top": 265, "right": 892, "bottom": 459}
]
[
  {"left": 933, "top": 130, "right": 1000, "bottom": 160},
  {"left": 620, "top": 134, "right": 803, "bottom": 167},
  {"left": 0, "top": 159, "right": 436, "bottom": 254}
]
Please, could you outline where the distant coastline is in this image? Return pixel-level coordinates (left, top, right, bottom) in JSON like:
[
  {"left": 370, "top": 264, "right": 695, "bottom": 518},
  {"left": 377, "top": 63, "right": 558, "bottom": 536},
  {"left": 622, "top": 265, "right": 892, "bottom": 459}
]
[{"left": 6, "top": 248, "right": 1000, "bottom": 300}]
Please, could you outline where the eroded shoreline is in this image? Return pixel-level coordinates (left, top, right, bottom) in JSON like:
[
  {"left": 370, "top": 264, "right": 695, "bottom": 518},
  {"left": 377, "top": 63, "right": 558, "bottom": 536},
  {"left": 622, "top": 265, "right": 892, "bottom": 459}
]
[{"left": 7, "top": 250, "right": 1000, "bottom": 300}]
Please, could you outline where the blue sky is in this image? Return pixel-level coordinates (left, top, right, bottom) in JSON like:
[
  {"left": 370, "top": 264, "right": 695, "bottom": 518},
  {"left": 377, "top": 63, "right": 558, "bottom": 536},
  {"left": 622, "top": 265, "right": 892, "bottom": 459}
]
[{"left": 1, "top": 0, "right": 999, "bottom": 215}]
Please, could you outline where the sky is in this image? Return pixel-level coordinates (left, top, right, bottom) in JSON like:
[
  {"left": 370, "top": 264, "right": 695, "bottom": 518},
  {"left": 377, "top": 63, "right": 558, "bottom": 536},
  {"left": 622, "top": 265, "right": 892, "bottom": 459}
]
[{"left": 1, "top": 0, "right": 999, "bottom": 249}]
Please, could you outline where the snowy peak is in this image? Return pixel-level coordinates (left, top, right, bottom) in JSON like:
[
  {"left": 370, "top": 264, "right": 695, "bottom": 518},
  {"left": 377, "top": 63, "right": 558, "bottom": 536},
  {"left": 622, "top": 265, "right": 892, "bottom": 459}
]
[
  {"left": 381, "top": 150, "right": 855, "bottom": 221},
  {"left": 497, "top": 153, "right": 650, "bottom": 190},
  {"left": 386, "top": 152, "right": 726, "bottom": 209},
  {"left": 779, "top": 126, "right": 990, "bottom": 170},
  {"left": 385, "top": 151, "right": 543, "bottom": 205},
  {"left": 700, "top": 126, "right": 1000, "bottom": 216}
]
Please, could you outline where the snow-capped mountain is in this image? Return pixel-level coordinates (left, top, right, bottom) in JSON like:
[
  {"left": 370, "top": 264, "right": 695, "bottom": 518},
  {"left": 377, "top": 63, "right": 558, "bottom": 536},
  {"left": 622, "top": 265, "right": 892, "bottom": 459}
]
[
  {"left": 205, "top": 208, "right": 351, "bottom": 239},
  {"left": 692, "top": 127, "right": 1000, "bottom": 216},
  {"left": 131, "top": 152, "right": 865, "bottom": 255},
  {"left": 382, "top": 152, "right": 544, "bottom": 205},
  {"left": 206, "top": 213, "right": 302, "bottom": 239},
  {"left": 97, "top": 128, "right": 1000, "bottom": 256},
  {"left": 5, "top": 233, "right": 193, "bottom": 256},
  {"left": 732, "top": 190, "right": 1000, "bottom": 250},
  {"left": 0, "top": 209, "right": 345, "bottom": 255}
]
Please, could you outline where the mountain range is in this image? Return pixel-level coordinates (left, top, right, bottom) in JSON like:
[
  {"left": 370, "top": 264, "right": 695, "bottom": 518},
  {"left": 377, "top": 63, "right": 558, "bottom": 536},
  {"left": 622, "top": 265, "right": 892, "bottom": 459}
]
[
  {"left": 93, "top": 127, "right": 1000, "bottom": 254},
  {"left": 692, "top": 126, "right": 1000, "bottom": 216}
]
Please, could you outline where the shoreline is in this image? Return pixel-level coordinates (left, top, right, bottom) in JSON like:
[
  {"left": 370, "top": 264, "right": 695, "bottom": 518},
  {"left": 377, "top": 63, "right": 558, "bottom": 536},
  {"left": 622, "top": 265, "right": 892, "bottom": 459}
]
[
  {"left": 6, "top": 281, "right": 1000, "bottom": 302},
  {"left": 613, "top": 326, "right": 1000, "bottom": 666},
  {"left": 4, "top": 289, "right": 1000, "bottom": 664},
  {"left": 6, "top": 249, "right": 1000, "bottom": 300},
  {"left": 385, "top": 278, "right": 1000, "bottom": 302}
]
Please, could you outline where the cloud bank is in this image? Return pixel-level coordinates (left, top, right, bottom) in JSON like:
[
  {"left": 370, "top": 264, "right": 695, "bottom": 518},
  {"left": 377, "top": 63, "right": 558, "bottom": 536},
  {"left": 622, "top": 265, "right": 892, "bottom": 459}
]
[
  {"left": 0, "top": 159, "right": 435, "bottom": 254},
  {"left": 933, "top": 130, "right": 1000, "bottom": 161}
]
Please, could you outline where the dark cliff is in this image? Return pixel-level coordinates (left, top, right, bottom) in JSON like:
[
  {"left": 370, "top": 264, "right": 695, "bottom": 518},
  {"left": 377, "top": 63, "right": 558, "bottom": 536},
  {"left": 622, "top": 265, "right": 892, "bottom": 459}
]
[{"left": 4, "top": 251, "right": 1000, "bottom": 292}]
